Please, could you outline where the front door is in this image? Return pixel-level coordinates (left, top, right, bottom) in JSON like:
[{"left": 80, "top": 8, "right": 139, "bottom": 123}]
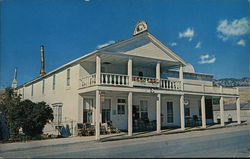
[{"left": 102, "top": 99, "right": 111, "bottom": 123}]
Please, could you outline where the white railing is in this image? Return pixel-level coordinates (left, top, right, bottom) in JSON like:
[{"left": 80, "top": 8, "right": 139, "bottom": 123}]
[
  {"left": 79, "top": 74, "right": 96, "bottom": 88},
  {"left": 79, "top": 73, "right": 238, "bottom": 95},
  {"left": 161, "top": 79, "right": 181, "bottom": 90},
  {"left": 101, "top": 73, "right": 129, "bottom": 86}
]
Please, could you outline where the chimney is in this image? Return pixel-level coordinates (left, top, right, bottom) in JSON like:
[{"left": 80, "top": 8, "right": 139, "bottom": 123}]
[{"left": 40, "top": 45, "right": 46, "bottom": 76}]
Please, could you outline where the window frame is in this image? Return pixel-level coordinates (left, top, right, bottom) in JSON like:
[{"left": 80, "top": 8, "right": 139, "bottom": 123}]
[
  {"left": 139, "top": 100, "right": 148, "bottom": 119},
  {"left": 52, "top": 75, "right": 56, "bottom": 90},
  {"left": 31, "top": 84, "right": 34, "bottom": 97},
  {"left": 52, "top": 103, "right": 63, "bottom": 125},
  {"left": 42, "top": 80, "right": 45, "bottom": 94},
  {"left": 66, "top": 69, "right": 70, "bottom": 86},
  {"left": 117, "top": 98, "right": 126, "bottom": 115}
]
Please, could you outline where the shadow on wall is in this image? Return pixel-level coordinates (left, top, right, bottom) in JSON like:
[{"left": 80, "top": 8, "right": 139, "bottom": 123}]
[{"left": 59, "top": 124, "right": 71, "bottom": 137}]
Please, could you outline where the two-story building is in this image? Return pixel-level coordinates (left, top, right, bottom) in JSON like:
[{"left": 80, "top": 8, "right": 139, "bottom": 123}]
[{"left": 16, "top": 21, "right": 241, "bottom": 140}]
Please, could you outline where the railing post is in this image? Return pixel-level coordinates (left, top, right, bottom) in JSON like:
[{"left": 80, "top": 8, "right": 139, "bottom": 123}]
[
  {"left": 128, "top": 58, "right": 133, "bottom": 87},
  {"left": 156, "top": 62, "right": 160, "bottom": 88},
  {"left": 179, "top": 65, "right": 184, "bottom": 91},
  {"left": 96, "top": 55, "right": 101, "bottom": 85}
]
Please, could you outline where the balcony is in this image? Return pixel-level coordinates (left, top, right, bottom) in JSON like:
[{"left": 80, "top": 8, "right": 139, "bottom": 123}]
[
  {"left": 79, "top": 73, "right": 238, "bottom": 95},
  {"left": 79, "top": 73, "right": 182, "bottom": 91}
]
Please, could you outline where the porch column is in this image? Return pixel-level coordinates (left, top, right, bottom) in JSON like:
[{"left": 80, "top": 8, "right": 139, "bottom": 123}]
[
  {"left": 156, "top": 94, "right": 161, "bottom": 133},
  {"left": 180, "top": 95, "right": 185, "bottom": 130},
  {"left": 156, "top": 62, "right": 160, "bottom": 80},
  {"left": 95, "top": 90, "right": 101, "bottom": 140},
  {"left": 128, "top": 92, "right": 133, "bottom": 136},
  {"left": 201, "top": 95, "right": 206, "bottom": 128},
  {"left": 236, "top": 97, "right": 241, "bottom": 124},
  {"left": 219, "top": 96, "right": 225, "bottom": 126},
  {"left": 128, "top": 58, "right": 133, "bottom": 87},
  {"left": 96, "top": 55, "right": 101, "bottom": 85},
  {"left": 179, "top": 65, "right": 184, "bottom": 91}
]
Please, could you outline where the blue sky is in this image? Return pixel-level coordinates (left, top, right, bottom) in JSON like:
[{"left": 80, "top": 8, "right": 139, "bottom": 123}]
[{"left": 0, "top": 0, "right": 249, "bottom": 88}]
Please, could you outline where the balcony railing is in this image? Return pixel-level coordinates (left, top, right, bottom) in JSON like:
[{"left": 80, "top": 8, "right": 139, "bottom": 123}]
[
  {"left": 79, "top": 74, "right": 96, "bottom": 88},
  {"left": 79, "top": 73, "right": 238, "bottom": 95},
  {"left": 161, "top": 79, "right": 181, "bottom": 90},
  {"left": 101, "top": 73, "right": 129, "bottom": 86}
]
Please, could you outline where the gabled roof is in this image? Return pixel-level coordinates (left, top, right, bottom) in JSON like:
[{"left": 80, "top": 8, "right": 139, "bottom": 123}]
[
  {"left": 19, "top": 31, "right": 188, "bottom": 87},
  {"left": 98, "top": 31, "right": 188, "bottom": 65}
]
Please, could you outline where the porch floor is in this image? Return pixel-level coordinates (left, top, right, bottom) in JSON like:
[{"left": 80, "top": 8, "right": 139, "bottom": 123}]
[{"left": 100, "top": 121, "right": 247, "bottom": 142}]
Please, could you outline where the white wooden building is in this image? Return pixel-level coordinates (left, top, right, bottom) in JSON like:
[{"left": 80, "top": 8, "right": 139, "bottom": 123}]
[{"left": 16, "top": 22, "right": 241, "bottom": 140}]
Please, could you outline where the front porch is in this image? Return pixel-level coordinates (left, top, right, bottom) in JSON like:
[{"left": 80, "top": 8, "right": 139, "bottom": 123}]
[{"left": 77, "top": 89, "right": 241, "bottom": 140}]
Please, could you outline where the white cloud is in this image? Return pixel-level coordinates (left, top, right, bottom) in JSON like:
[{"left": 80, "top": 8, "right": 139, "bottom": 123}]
[
  {"left": 198, "top": 54, "right": 216, "bottom": 64},
  {"left": 179, "top": 28, "right": 195, "bottom": 41},
  {"left": 97, "top": 40, "right": 115, "bottom": 49},
  {"left": 217, "top": 17, "right": 250, "bottom": 41},
  {"left": 169, "top": 42, "right": 177, "bottom": 47},
  {"left": 195, "top": 42, "right": 202, "bottom": 48},
  {"left": 237, "top": 39, "right": 246, "bottom": 46}
]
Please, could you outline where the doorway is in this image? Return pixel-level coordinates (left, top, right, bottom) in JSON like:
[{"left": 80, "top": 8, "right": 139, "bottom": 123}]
[{"left": 102, "top": 99, "right": 111, "bottom": 123}]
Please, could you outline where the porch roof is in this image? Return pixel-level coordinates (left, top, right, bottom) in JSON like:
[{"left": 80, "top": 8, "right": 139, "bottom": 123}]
[{"left": 80, "top": 51, "right": 181, "bottom": 69}]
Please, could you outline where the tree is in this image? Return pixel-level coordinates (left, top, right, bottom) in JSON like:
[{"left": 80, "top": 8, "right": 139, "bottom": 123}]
[
  {"left": 20, "top": 100, "right": 53, "bottom": 137},
  {"left": 0, "top": 88, "right": 54, "bottom": 140},
  {"left": 0, "top": 88, "right": 21, "bottom": 140}
]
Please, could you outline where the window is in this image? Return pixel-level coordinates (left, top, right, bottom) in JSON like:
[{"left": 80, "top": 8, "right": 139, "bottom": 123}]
[
  {"left": 117, "top": 99, "right": 126, "bottom": 115},
  {"left": 140, "top": 100, "right": 148, "bottom": 120},
  {"left": 185, "top": 106, "right": 190, "bottom": 117},
  {"left": 31, "top": 84, "right": 34, "bottom": 96},
  {"left": 42, "top": 80, "right": 45, "bottom": 94},
  {"left": 83, "top": 98, "right": 93, "bottom": 123},
  {"left": 52, "top": 75, "right": 56, "bottom": 90},
  {"left": 66, "top": 69, "right": 70, "bottom": 86},
  {"left": 167, "top": 102, "right": 174, "bottom": 123},
  {"left": 52, "top": 103, "right": 63, "bottom": 125}
]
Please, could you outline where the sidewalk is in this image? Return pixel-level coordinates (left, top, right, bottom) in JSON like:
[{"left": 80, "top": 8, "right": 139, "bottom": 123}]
[
  {"left": 0, "top": 133, "right": 125, "bottom": 152},
  {"left": 0, "top": 122, "right": 247, "bottom": 152}
]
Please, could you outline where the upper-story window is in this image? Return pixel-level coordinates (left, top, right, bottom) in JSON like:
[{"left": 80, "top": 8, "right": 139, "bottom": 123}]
[
  {"left": 52, "top": 75, "right": 56, "bottom": 90},
  {"left": 42, "top": 80, "right": 45, "bottom": 94},
  {"left": 66, "top": 69, "right": 70, "bottom": 86},
  {"left": 31, "top": 84, "right": 34, "bottom": 96}
]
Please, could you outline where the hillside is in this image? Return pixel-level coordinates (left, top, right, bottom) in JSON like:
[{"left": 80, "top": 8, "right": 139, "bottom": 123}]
[{"left": 213, "top": 77, "right": 250, "bottom": 87}]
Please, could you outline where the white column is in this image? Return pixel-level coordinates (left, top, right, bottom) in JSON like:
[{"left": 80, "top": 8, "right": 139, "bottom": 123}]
[
  {"left": 236, "top": 97, "right": 241, "bottom": 124},
  {"left": 95, "top": 90, "right": 101, "bottom": 140},
  {"left": 96, "top": 55, "right": 101, "bottom": 85},
  {"left": 128, "top": 92, "right": 133, "bottom": 136},
  {"left": 128, "top": 59, "right": 133, "bottom": 87},
  {"left": 179, "top": 65, "right": 184, "bottom": 91},
  {"left": 156, "top": 94, "right": 161, "bottom": 133},
  {"left": 156, "top": 62, "right": 160, "bottom": 80},
  {"left": 201, "top": 95, "right": 206, "bottom": 128},
  {"left": 219, "top": 96, "right": 225, "bottom": 126},
  {"left": 180, "top": 95, "right": 185, "bottom": 130}
]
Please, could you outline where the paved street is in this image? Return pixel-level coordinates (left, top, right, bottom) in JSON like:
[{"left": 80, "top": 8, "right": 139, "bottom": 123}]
[{"left": 0, "top": 125, "right": 249, "bottom": 158}]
